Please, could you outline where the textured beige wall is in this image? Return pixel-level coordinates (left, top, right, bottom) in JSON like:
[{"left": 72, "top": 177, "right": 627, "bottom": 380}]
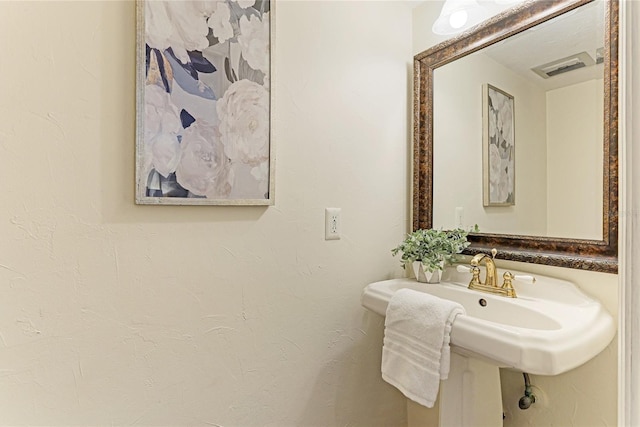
[{"left": 0, "top": 1, "right": 412, "bottom": 425}]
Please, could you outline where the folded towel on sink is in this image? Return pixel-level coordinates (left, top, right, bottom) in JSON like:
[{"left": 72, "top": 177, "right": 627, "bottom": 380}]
[{"left": 381, "top": 288, "right": 465, "bottom": 408}]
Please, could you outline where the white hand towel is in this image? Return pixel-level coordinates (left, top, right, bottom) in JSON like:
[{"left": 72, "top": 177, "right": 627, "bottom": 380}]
[{"left": 381, "top": 288, "right": 465, "bottom": 408}]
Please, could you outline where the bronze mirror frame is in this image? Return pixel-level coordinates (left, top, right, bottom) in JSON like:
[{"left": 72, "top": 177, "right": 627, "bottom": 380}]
[{"left": 413, "top": 0, "right": 618, "bottom": 273}]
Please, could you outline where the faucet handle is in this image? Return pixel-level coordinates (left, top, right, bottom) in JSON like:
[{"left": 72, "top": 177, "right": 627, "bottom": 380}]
[
  {"left": 502, "top": 272, "right": 536, "bottom": 290},
  {"left": 501, "top": 272, "right": 517, "bottom": 298},
  {"left": 457, "top": 264, "right": 482, "bottom": 287},
  {"left": 501, "top": 272, "right": 535, "bottom": 298},
  {"left": 512, "top": 274, "right": 536, "bottom": 284}
]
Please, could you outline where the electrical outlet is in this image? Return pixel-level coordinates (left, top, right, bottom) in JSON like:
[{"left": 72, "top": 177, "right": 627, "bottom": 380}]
[{"left": 325, "top": 208, "right": 341, "bottom": 240}]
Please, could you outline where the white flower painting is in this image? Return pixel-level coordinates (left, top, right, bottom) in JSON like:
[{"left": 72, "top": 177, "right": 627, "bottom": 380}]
[
  {"left": 483, "top": 84, "right": 515, "bottom": 206},
  {"left": 136, "top": 0, "right": 273, "bottom": 205}
]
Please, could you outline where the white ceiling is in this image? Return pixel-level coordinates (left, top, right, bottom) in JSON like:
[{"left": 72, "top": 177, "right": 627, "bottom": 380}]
[{"left": 482, "top": 0, "right": 605, "bottom": 91}]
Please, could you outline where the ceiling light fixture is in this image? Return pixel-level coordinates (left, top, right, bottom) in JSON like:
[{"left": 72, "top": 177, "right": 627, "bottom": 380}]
[{"left": 432, "top": 0, "right": 491, "bottom": 35}]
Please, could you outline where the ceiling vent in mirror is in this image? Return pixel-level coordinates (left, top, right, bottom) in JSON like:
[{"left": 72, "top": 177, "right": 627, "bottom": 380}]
[{"left": 531, "top": 52, "right": 595, "bottom": 79}]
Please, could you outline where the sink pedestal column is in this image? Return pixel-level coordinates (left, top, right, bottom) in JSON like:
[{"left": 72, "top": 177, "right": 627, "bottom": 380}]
[{"left": 407, "top": 352, "right": 503, "bottom": 427}]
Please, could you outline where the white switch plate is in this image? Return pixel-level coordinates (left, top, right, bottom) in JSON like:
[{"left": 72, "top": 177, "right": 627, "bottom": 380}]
[
  {"left": 325, "top": 208, "right": 341, "bottom": 240},
  {"left": 455, "top": 207, "right": 463, "bottom": 228}
]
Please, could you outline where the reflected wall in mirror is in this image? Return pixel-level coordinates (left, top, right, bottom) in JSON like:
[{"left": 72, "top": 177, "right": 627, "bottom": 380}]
[
  {"left": 433, "top": 0, "right": 604, "bottom": 239},
  {"left": 414, "top": 0, "right": 618, "bottom": 272}
]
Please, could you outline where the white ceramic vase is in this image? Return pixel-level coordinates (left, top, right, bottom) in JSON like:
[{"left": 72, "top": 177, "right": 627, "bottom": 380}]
[{"left": 412, "top": 261, "right": 443, "bottom": 284}]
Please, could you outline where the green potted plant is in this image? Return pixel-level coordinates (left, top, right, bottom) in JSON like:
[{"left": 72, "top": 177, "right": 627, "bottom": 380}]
[{"left": 391, "top": 228, "right": 472, "bottom": 283}]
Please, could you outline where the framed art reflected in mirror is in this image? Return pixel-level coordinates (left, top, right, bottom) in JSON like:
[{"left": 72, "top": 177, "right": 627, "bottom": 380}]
[{"left": 483, "top": 83, "right": 515, "bottom": 207}]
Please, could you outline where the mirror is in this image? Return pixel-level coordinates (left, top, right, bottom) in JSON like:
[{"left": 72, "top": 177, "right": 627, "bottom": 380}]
[{"left": 413, "top": 0, "right": 618, "bottom": 272}]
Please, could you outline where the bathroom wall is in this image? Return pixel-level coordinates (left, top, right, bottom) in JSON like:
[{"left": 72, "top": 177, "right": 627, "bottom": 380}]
[
  {"left": 546, "top": 79, "right": 604, "bottom": 240},
  {"left": 0, "top": 1, "right": 412, "bottom": 425},
  {"left": 414, "top": 2, "right": 619, "bottom": 426}
]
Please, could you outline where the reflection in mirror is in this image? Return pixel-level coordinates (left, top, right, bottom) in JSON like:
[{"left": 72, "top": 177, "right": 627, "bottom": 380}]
[
  {"left": 433, "top": 0, "right": 604, "bottom": 240},
  {"left": 413, "top": 0, "right": 618, "bottom": 272}
]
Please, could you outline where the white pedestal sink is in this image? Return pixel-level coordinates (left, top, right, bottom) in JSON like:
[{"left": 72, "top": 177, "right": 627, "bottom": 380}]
[{"left": 362, "top": 267, "right": 616, "bottom": 426}]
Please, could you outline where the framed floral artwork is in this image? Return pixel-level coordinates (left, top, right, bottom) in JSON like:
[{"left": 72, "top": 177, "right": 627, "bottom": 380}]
[
  {"left": 482, "top": 83, "right": 515, "bottom": 206},
  {"left": 136, "top": 0, "right": 274, "bottom": 205}
]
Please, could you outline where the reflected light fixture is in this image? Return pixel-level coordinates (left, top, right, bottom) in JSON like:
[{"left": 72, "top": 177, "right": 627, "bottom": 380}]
[{"left": 432, "top": 0, "right": 491, "bottom": 35}]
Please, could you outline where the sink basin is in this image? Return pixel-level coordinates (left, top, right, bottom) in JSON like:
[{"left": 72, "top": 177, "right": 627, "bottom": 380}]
[{"left": 362, "top": 268, "right": 616, "bottom": 375}]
